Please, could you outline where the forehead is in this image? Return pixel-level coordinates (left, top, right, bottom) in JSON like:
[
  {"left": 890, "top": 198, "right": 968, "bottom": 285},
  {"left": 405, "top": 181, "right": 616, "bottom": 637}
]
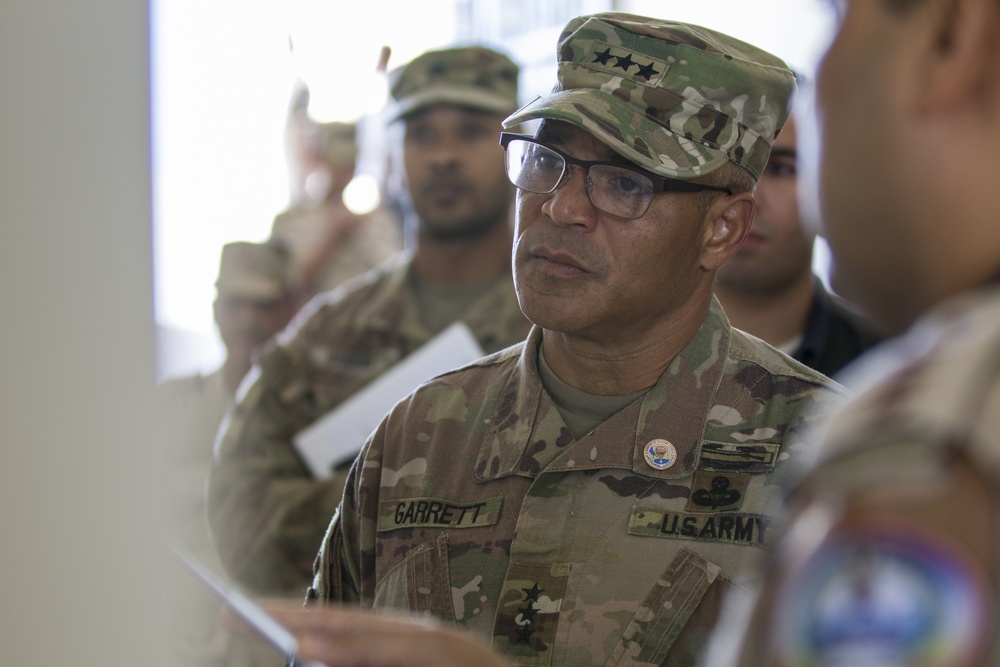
[{"left": 402, "top": 104, "right": 506, "bottom": 126}]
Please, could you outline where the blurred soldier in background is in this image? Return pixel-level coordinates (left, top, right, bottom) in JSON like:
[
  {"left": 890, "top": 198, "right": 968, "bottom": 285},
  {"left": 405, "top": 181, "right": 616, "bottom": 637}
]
[
  {"left": 208, "top": 45, "right": 532, "bottom": 597},
  {"left": 714, "top": 112, "right": 882, "bottom": 379},
  {"left": 158, "top": 241, "right": 293, "bottom": 666},
  {"left": 270, "top": 120, "right": 403, "bottom": 305}
]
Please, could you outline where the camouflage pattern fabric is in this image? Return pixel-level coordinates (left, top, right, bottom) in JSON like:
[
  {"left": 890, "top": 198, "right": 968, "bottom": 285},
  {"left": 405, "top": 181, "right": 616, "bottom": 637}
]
[
  {"left": 709, "top": 285, "right": 1000, "bottom": 667},
  {"left": 504, "top": 13, "right": 796, "bottom": 181},
  {"left": 388, "top": 46, "right": 520, "bottom": 122},
  {"left": 311, "top": 297, "right": 847, "bottom": 667},
  {"left": 207, "top": 251, "right": 531, "bottom": 596}
]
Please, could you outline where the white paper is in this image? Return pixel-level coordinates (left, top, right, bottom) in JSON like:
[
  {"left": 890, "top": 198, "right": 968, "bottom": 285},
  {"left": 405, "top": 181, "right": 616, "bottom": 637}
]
[
  {"left": 294, "top": 322, "right": 485, "bottom": 477},
  {"left": 167, "top": 545, "right": 325, "bottom": 667}
]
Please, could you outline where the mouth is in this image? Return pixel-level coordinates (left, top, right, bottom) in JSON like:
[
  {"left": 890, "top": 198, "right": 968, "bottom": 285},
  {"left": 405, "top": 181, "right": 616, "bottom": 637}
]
[
  {"left": 529, "top": 247, "right": 590, "bottom": 277},
  {"left": 422, "top": 179, "right": 468, "bottom": 204}
]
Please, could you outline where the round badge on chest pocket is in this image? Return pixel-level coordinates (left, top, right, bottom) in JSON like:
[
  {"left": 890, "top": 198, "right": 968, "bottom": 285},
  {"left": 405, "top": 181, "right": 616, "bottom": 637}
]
[{"left": 644, "top": 438, "right": 677, "bottom": 470}]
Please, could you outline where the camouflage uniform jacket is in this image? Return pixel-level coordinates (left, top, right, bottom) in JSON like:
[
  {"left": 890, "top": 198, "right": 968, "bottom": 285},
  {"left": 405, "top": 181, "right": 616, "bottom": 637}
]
[
  {"left": 207, "top": 250, "right": 531, "bottom": 596},
  {"left": 312, "top": 297, "right": 847, "bottom": 667},
  {"left": 711, "top": 284, "right": 1000, "bottom": 667}
]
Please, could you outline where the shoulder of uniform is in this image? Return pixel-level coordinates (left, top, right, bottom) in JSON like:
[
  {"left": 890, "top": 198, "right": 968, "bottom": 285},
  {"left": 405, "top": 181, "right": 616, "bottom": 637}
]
[
  {"left": 282, "top": 254, "right": 411, "bottom": 339},
  {"left": 310, "top": 255, "right": 408, "bottom": 313},
  {"left": 427, "top": 340, "right": 525, "bottom": 383},
  {"left": 728, "top": 327, "right": 848, "bottom": 395},
  {"left": 393, "top": 341, "right": 524, "bottom": 404}
]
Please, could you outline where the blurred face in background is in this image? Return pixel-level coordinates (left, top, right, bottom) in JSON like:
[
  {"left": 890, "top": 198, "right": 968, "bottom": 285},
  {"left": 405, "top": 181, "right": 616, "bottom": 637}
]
[
  {"left": 402, "top": 105, "right": 513, "bottom": 241},
  {"left": 214, "top": 291, "right": 292, "bottom": 363},
  {"left": 716, "top": 116, "right": 814, "bottom": 296}
]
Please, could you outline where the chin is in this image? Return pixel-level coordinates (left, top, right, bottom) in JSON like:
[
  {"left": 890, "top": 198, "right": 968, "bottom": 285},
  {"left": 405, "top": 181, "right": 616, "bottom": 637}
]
[
  {"left": 420, "top": 216, "right": 499, "bottom": 242},
  {"left": 519, "top": 298, "right": 591, "bottom": 336}
]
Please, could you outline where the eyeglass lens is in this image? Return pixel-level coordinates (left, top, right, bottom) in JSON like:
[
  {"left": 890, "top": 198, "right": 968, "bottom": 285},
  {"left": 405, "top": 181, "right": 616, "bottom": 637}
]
[{"left": 504, "top": 138, "right": 656, "bottom": 219}]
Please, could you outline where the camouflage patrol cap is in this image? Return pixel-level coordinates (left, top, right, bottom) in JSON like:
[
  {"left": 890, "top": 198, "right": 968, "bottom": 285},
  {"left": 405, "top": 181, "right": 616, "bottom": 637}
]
[
  {"left": 388, "top": 46, "right": 520, "bottom": 122},
  {"left": 215, "top": 242, "right": 291, "bottom": 301},
  {"left": 503, "top": 13, "right": 796, "bottom": 181}
]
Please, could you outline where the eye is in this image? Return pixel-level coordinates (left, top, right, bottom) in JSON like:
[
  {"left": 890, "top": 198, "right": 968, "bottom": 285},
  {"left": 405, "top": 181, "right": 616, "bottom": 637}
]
[
  {"left": 610, "top": 174, "right": 645, "bottom": 194},
  {"left": 600, "top": 167, "right": 652, "bottom": 198},
  {"left": 524, "top": 146, "right": 562, "bottom": 174},
  {"left": 404, "top": 125, "right": 435, "bottom": 145},
  {"left": 765, "top": 160, "right": 797, "bottom": 178},
  {"left": 457, "top": 122, "right": 490, "bottom": 142}
]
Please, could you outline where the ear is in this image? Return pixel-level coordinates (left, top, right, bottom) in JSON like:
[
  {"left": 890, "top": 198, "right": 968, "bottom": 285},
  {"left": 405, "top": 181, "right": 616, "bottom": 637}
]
[
  {"left": 916, "top": 0, "right": 1000, "bottom": 114},
  {"left": 699, "top": 192, "right": 755, "bottom": 271}
]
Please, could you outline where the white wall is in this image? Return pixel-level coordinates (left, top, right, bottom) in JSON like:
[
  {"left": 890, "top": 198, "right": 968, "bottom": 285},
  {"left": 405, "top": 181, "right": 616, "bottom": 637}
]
[
  {"left": 152, "top": 0, "right": 460, "bottom": 380},
  {"left": 0, "top": 1, "right": 164, "bottom": 665}
]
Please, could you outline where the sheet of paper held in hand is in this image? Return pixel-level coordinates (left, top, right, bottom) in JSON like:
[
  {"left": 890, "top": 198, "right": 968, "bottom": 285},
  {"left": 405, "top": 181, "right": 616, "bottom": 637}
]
[
  {"left": 294, "top": 321, "right": 485, "bottom": 477},
  {"left": 167, "top": 545, "right": 326, "bottom": 667}
]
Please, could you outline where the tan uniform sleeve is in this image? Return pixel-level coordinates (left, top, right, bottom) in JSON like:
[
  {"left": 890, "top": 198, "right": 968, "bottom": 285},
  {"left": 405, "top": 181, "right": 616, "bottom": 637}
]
[
  {"left": 206, "top": 345, "right": 350, "bottom": 597},
  {"left": 310, "top": 415, "right": 389, "bottom": 606}
]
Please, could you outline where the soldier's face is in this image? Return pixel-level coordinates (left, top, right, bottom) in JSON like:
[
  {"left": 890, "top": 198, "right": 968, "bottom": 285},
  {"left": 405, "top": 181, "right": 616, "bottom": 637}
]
[
  {"left": 716, "top": 117, "right": 815, "bottom": 296},
  {"left": 402, "top": 105, "right": 513, "bottom": 241},
  {"left": 214, "top": 293, "right": 292, "bottom": 360},
  {"left": 513, "top": 121, "right": 715, "bottom": 341}
]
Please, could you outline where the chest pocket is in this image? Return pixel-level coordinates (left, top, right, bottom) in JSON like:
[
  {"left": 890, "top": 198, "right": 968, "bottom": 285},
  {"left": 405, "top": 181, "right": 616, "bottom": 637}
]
[
  {"left": 371, "top": 496, "right": 505, "bottom": 625},
  {"left": 607, "top": 548, "right": 738, "bottom": 667},
  {"left": 372, "top": 533, "right": 457, "bottom": 625}
]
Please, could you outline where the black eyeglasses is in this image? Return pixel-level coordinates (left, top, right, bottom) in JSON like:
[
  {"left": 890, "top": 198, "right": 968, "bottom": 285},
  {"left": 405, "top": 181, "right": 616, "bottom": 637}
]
[{"left": 499, "top": 132, "right": 732, "bottom": 220}]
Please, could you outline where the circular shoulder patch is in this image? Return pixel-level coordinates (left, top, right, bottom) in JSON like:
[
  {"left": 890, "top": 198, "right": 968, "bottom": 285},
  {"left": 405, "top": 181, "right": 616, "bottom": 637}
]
[
  {"left": 772, "top": 523, "right": 995, "bottom": 667},
  {"left": 644, "top": 438, "right": 677, "bottom": 470}
]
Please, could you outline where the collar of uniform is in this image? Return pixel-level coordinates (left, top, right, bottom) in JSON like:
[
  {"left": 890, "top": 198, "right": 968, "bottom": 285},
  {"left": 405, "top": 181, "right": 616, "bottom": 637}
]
[{"left": 474, "top": 298, "right": 732, "bottom": 481}]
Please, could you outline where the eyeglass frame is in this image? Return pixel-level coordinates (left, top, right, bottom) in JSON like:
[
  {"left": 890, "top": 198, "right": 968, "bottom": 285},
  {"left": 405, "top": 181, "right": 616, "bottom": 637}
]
[{"left": 499, "top": 132, "right": 733, "bottom": 220}]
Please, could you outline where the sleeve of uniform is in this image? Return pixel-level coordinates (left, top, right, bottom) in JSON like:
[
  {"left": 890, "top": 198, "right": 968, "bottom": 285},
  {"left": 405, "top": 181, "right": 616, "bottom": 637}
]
[
  {"left": 311, "top": 415, "right": 388, "bottom": 605},
  {"left": 206, "top": 339, "right": 350, "bottom": 597}
]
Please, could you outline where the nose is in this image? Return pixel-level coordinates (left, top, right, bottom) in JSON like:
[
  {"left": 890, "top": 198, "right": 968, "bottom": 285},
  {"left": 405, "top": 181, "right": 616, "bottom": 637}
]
[
  {"left": 424, "top": 135, "right": 462, "bottom": 169},
  {"left": 540, "top": 165, "right": 598, "bottom": 230}
]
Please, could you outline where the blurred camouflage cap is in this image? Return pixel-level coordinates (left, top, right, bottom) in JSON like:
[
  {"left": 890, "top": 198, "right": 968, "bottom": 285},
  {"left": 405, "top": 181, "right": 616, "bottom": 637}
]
[
  {"left": 215, "top": 242, "right": 291, "bottom": 301},
  {"left": 388, "top": 46, "right": 520, "bottom": 122},
  {"left": 503, "top": 13, "right": 796, "bottom": 181},
  {"left": 315, "top": 121, "right": 358, "bottom": 164}
]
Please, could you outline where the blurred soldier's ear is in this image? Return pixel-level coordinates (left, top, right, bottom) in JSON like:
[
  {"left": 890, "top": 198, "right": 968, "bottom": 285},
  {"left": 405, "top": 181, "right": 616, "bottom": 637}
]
[{"left": 916, "top": 0, "right": 1000, "bottom": 115}]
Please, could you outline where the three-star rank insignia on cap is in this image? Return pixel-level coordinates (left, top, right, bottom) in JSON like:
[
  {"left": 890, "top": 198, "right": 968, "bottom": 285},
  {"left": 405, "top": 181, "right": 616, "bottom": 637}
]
[
  {"left": 588, "top": 43, "right": 667, "bottom": 85},
  {"left": 644, "top": 438, "right": 677, "bottom": 470}
]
